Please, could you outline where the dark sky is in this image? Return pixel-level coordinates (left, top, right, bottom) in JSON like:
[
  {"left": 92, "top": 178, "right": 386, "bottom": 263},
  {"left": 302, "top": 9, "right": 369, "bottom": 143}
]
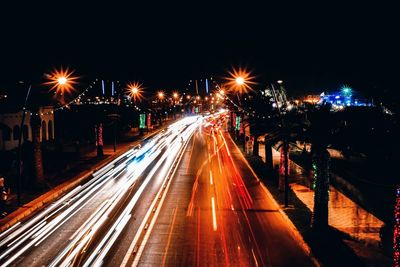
[{"left": 0, "top": 1, "right": 398, "bottom": 99}]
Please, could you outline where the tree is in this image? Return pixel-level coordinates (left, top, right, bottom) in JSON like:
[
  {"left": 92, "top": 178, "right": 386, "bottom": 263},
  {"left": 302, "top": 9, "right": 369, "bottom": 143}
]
[
  {"left": 305, "top": 103, "right": 335, "bottom": 231},
  {"left": 266, "top": 113, "right": 303, "bottom": 207},
  {"left": 393, "top": 186, "right": 400, "bottom": 267},
  {"left": 29, "top": 112, "right": 45, "bottom": 185}
]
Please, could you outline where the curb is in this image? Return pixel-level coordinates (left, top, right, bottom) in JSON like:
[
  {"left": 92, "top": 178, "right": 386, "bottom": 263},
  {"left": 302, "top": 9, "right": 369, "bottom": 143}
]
[
  {"left": 228, "top": 134, "right": 321, "bottom": 267},
  {"left": 0, "top": 124, "right": 171, "bottom": 233}
]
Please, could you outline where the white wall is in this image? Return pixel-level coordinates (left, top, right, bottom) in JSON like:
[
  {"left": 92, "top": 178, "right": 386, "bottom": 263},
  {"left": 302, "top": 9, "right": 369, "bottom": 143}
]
[{"left": 0, "top": 106, "right": 54, "bottom": 151}]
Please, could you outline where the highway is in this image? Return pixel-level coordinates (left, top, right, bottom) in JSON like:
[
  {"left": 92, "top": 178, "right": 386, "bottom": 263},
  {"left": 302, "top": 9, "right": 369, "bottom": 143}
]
[
  {"left": 0, "top": 116, "right": 201, "bottom": 267},
  {"left": 136, "top": 113, "right": 316, "bottom": 267},
  {"left": 0, "top": 113, "right": 316, "bottom": 267}
]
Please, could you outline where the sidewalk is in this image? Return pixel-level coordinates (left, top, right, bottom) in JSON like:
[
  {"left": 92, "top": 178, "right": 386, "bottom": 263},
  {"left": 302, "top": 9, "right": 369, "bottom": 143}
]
[
  {"left": 0, "top": 121, "right": 174, "bottom": 231},
  {"left": 241, "top": 140, "right": 391, "bottom": 267}
]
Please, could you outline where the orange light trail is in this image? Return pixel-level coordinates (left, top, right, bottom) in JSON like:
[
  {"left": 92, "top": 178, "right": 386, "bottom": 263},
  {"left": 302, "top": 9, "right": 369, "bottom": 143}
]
[{"left": 211, "top": 197, "right": 217, "bottom": 231}]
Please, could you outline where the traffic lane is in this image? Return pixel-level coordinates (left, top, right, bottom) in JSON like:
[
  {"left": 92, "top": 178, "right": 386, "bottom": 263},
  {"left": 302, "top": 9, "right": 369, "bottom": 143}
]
[
  {"left": 97, "top": 153, "right": 170, "bottom": 266},
  {"left": 8, "top": 129, "right": 178, "bottom": 266},
  {"left": 82, "top": 124, "right": 194, "bottom": 266},
  {"left": 136, "top": 128, "right": 209, "bottom": 266},
  {"left": 223, "top": 131, "right": 316, "bottom": 267},
  {"left": 210, "top": 132, "right": 264, "bottom": 266},
  {"left": 8, "top": 163, "right": 140, "bottom": 267},
  {"left": 0, "top": 118, "right": 197, "bottom": 267},
  {"left": 137, "top": 124, "right": 255, "bottom": 266},
  {"left": 138, "top": 125, "right": 261, "bottom": 267}
]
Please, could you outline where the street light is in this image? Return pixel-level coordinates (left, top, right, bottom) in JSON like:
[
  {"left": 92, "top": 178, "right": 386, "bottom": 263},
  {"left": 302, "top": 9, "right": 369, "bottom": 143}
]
[
  {"left": 226, "top": 67, "right": 255, "bottom": 94},
  {"left": 17, "top": 68, "right": 77, "bottom": 206},
  {"left": 126, "top": 81, "right": 144, "bottom": 103},
  {"left": 236, "top": 76, "right": 245, "bottom": 85},
  {"left": 44, "top": 67, "right": 78, "bottom": 95},
  {"left": 158, "top": 91, "right": 165, "bottom": 100}
]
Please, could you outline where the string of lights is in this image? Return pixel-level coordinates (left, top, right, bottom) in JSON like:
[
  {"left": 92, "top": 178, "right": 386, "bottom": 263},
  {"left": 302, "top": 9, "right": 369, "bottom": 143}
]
[
  {"left": 394, "top": 186, "right": 400, "bottom": 267},
  {"left": 28, "top": 79, "right": 100, "bottom": 116},
  {"left": 211, "top": 80, "right": 254, "bottom": 116}
]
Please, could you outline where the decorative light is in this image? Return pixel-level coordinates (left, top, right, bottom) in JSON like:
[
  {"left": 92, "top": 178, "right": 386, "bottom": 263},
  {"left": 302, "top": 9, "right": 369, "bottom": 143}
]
[
  {"left": 341, "top": 85, "right": 353, "bottom": 96},
  {"left": 394, "top": 187, "right": 400, "bottom": 267}
]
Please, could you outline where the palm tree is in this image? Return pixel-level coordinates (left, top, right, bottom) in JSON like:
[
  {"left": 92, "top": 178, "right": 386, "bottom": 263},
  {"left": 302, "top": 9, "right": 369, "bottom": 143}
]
[
  {"left": 264, "top": 136, "right": 274, "bottom": 171},
  {"left": 393, "top": 186, "right": 400, "bottom": 266},
  {"left": 266, "top": 114, "right": 303, "bottom": 207},
  {"left": 29, "top": 111, "right": 45, "bottom": 185},
  {"left": 305, "top": 103, "right": 335, "bottom": 231}
]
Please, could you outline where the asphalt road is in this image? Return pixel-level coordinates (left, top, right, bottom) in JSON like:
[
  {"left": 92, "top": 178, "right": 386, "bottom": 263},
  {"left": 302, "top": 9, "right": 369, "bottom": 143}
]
[
  {"left": 0, "top": 116, "right": 201, "bottom": 267},
  {"left": 137, "top": 114, "right": 316, "bottom": 267},
  {"left": 0, "top": 114, "right": 316, "bottom": 267}
]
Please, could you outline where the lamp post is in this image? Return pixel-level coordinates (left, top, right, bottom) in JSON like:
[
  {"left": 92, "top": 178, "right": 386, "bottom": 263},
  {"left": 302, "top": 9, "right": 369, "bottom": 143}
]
[
  {"left": 271, "top": 80, "right": 290, "bottom": 207},
  {"left": 126, "top": 81, "right": 144, "bottom": 137},
  {"left": 157, "top": 91, "right": 165, "bottom": 125},
  {"left": 16, "top": 84, "right": 31, "bottom": 206},
  {"left": 17, "top": 70, "right": 75, "bottom": 206},
  {"left": 233, "top": 75, "right": 249, "bottom": 151},
  {"left": 172, "top": 92, "right": 179, "bottom": 118}
]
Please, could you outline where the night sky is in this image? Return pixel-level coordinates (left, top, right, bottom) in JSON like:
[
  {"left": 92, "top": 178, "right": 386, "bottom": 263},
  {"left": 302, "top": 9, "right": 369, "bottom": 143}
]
[{"left": 0, "top": 1, "right": 398, "bottom": 100}]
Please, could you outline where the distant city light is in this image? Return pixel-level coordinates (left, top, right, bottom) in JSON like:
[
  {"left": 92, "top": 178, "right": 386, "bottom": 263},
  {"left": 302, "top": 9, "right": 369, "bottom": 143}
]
[{"left": 341, "top": 85, "right": 353, "bottom": 96}]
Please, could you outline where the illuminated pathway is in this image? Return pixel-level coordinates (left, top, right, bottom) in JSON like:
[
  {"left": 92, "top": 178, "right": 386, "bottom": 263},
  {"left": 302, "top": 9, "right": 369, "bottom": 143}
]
[
  {"left": 137, "top": 113, "right": 316, "bottom": 267},
  {"left": 0, "top": 116, "right": 201, "bottom": 267}
]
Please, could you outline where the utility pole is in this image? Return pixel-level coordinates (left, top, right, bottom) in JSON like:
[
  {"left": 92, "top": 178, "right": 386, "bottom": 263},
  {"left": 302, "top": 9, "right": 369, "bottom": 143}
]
[
  {"left": 17, "top": 85, "right": 32, "bottom": 206},
  {"left": 271, "top": 83, "right": 289, "bottom": 207}
]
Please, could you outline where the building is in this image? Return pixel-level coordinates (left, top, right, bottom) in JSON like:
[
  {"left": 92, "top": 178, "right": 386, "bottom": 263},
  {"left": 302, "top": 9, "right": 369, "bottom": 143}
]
[
  {"left": 0, "top": 106, "right": 54, "bottom": 151},
  {"left": 303, "top": 95, "right": 320, "bottom": 104},
  {"left": 320, "top": 86, "right": 372, "bottom": 109}
]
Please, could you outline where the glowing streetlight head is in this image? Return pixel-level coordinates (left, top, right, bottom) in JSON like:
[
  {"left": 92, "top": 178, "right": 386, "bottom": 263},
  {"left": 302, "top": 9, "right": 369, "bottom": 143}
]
[
  {"left": 44, "top": 67, "right": 78, "bottom": 95},
  {"left": 125, "top": 81, "right": 144, "bottom": 102},
  {"left": 57, "top": 76, "right": 67, "bottom": 85},
  {"left": 186, "top": 95, "right": 191, "bottom": 100},
  {"left": 277, "top": 80, "right": 283, "bottom": 84},
  {"left": 235, "top": 77, "right": 245, "bottom": 85},
  {"left": 226, "top": 67, "right": 256, "bottom": 94},
  {"left": 219, "top": 89, "right": 225, "bottom": 95},
  {"left": 196, "top": 96, "right": 201, "bottom": 100},
  {"left": 158, "top": 91, "right": 165, "bottom": 99},
  {"left": 173, "top": 92, "right": 179, "bottom": 99}
]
